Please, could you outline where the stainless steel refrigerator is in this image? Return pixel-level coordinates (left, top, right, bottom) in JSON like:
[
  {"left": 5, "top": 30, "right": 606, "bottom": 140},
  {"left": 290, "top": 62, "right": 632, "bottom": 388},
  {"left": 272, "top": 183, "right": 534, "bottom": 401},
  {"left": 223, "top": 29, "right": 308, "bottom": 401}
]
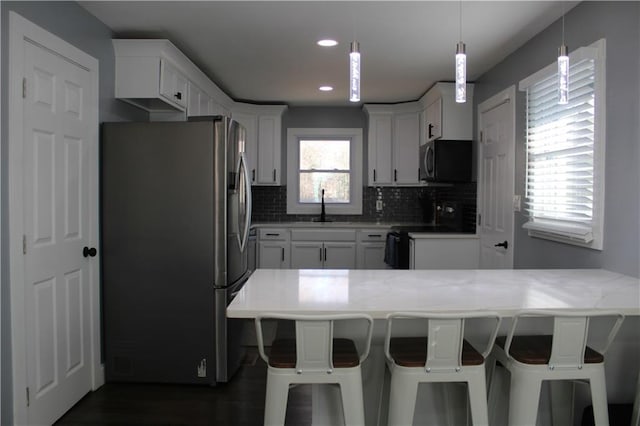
[{"left": 101, "top": 116, "right": 251, "bottom": 385}]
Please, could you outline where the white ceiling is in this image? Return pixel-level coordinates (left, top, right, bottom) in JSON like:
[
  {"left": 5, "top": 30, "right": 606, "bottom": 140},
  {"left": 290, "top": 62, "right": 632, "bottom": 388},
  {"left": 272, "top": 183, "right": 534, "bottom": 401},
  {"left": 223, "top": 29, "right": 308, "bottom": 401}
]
[{"left": 80, "top": 1, "right": 577, "bottom": 107}]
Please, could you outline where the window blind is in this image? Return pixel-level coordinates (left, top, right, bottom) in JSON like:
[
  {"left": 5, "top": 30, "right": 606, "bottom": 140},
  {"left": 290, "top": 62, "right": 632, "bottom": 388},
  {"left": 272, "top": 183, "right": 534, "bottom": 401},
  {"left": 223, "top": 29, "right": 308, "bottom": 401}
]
[{"left": 523, "top": 58, "right": 597, "bottom": 243}]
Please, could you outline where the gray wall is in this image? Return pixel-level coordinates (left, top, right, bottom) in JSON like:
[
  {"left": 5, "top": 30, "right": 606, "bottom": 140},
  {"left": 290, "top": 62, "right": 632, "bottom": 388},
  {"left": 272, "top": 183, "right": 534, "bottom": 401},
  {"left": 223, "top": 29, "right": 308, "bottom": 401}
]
[
  {"left": 0, "top": 2, "right": 146, "bottom": 423},
  {"left": 473, "top": 1, "right": 640, "bottom": 278}
]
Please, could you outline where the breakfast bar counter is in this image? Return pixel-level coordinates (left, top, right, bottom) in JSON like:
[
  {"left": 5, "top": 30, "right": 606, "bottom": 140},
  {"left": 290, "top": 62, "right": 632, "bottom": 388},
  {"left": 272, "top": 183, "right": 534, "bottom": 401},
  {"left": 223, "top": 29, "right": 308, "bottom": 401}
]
[
  {"left": 227, "top": 268, "right": 640, "bottom": 318},
  {"left": 227, "top": 269, "right": 640, "bottom": 426}
]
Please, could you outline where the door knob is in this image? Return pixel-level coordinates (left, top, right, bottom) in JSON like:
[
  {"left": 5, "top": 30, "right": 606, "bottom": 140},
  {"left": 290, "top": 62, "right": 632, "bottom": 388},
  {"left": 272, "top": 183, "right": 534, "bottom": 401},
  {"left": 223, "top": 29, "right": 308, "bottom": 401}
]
[
  {"left": 83, "top": 247, "right": 97, "bottom": 258},
  {"left": 494, "top": 241, "right": 508, "bottom": 249}
]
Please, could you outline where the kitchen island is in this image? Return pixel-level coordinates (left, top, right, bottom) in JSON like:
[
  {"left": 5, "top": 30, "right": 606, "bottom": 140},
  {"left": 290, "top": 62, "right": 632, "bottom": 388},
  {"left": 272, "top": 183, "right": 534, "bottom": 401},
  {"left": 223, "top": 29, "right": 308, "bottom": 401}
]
[{"left": 228, "top": 269, "right": 640, "bottom": 425}]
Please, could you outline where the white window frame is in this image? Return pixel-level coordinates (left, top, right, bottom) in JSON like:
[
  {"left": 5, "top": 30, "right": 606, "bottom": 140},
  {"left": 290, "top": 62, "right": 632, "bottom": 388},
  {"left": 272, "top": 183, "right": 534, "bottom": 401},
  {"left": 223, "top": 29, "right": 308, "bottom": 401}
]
[
  {"left": 519, "top": 39, "right": 606, "bottom": 250},
  {"left": 287, "top": 128, "right": 363, "bottom": 215}
]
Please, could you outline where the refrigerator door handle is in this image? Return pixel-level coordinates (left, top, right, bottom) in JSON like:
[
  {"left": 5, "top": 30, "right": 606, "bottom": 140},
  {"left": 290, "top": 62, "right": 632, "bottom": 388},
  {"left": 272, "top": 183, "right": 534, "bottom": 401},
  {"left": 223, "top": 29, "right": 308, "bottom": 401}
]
[{"left": 238, "top": 152, "right": 252, "bottom": 253}]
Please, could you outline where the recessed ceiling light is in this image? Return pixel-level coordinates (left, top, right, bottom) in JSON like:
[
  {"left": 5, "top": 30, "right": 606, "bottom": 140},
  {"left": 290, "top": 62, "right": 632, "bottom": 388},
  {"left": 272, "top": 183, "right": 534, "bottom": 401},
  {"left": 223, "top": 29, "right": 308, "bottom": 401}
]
[
  {"left": 317, "top": 39, "right": 338, "bottom": 47},
  {"left": 319, "top": 86, "right": 334, "bottom": 92}
]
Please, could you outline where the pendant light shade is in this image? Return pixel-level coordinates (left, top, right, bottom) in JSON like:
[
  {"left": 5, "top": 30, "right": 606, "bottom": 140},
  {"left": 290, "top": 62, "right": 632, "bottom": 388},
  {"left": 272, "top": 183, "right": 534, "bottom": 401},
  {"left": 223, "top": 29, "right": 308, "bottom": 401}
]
[
  {"left": 558, "top": 44, "right": 569, "bottom": 104},
  {"left": 350, "top": 41, "right": 360, "bottom": 102},
  {"left": 558, "top": 4, "right": 569, "bottom": 105},
  {"left": 455, "top": 41, "right": 467, "bottom": 103}
]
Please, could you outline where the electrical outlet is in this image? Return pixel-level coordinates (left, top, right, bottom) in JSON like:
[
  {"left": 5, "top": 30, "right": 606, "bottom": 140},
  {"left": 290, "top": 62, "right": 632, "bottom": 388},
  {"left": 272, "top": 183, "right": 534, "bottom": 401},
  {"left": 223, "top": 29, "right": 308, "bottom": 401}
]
[{"left": 376, "top": 200, "right": 383, "bottom": 212}]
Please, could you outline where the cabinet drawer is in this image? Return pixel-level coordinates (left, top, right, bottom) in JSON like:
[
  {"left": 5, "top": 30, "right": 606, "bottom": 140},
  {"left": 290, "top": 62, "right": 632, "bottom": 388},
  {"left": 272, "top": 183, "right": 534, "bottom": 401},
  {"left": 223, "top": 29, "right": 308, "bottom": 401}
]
[
  {"left": 258, "top": 228, "right": 289, "bottom": 241},
  {"left": 357, "top": 229, "right": 388, "bottom": 243},
  {"left": 291, "top": 229, "right": 356, "bottom": 242}
]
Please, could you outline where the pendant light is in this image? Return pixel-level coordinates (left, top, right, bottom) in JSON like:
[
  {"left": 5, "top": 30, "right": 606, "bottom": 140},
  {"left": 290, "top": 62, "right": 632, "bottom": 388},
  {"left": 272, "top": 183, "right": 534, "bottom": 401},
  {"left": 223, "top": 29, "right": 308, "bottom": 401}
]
[
  {"left": 350, "top": 41, "right": 361, "bottom": 102},
  {"left": 455, "top": 1, "right": 466, "bottom": 103},
  {"left": 558, "top": 4, "right": 569, "bottom": 104}
]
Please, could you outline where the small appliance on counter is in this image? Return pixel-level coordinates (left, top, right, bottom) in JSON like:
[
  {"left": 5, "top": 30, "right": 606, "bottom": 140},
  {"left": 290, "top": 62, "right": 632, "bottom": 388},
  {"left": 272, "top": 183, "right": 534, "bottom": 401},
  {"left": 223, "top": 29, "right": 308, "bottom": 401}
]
[{"left": 419, "top": 139, "right": 472, "bottom": 182}]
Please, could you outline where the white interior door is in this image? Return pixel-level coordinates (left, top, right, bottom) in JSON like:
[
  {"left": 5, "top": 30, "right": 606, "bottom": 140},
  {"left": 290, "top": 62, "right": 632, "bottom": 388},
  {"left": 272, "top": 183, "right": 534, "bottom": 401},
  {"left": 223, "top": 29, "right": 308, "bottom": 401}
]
[
  {"left": 9, "top": 12, "right": 100, "bottom": 425},
  {"left": 477, "top": 87, "right": 516, "bottom": 269}
]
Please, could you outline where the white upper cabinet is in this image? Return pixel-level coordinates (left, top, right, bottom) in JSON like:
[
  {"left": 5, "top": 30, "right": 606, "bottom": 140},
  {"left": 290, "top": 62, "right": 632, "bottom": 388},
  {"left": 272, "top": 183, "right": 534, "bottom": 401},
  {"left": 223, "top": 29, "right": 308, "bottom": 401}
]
[
  {"left": 364, "top": 102, "right": 422, "bottom": 186},
  {"left": 113, "top": 39, "right": 234, "bottom": 114},
  {"left": 366, "top": 111, "right": 393, "bottom": 185},
  {"left": 421, "top": 82, "right": 474, "bottom": 143},
  {"left": 393, "top": 110, "right": 421, "bottom": 184},
  {"left": 232, "top": 103, "right": 286, "bottom": 186},
  {"left": 187, "top": 81, "right": 226, "bottom": 117},
  {"left": 159, "top": 59, "right": 188, "bottom": 109}
]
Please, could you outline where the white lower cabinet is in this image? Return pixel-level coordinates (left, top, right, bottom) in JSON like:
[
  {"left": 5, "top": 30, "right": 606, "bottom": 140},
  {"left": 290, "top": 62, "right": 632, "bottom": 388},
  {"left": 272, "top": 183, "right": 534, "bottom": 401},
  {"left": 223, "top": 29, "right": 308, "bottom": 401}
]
[
  {"left": 290, "top": 242, "right": 356, "bottom": 269},
  {"left": 290, "top": 229, "right": 357, "bottom": 269},
  {"left": 257, "top": 228, "right": 290, "bottom": 269},
  {"left": 410, "top": 236, "right": 480, "bottom": 269},
  {"left": 258, "top": 242, "right": 289, "bottom": 268},
  {"left": 290, "top": 242, "right": 324, "bottom": 269},
  {"left": 356, "top": 229, "right": 389, "bottom": 269}
]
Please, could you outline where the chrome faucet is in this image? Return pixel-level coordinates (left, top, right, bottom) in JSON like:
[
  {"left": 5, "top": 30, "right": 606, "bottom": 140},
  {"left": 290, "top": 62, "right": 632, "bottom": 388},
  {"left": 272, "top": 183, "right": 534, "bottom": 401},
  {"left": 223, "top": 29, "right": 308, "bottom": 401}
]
[{"left": 320, "top": 189, "right": 326, "bottom": 222}]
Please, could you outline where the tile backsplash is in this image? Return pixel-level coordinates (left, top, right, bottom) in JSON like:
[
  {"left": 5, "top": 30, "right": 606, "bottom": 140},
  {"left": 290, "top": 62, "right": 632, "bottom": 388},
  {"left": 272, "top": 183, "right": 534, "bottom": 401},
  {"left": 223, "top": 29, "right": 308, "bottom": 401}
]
[{"left": 252, "top": 184, "right": 477, "bottom": 231}]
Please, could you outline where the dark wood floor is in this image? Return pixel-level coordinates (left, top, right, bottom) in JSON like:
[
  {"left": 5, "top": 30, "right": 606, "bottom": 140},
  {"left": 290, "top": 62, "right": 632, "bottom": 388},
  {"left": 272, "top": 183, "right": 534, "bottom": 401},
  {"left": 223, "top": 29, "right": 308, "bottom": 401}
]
[{"left": 54, "top": 350, "right": 311, "bottom": 426}]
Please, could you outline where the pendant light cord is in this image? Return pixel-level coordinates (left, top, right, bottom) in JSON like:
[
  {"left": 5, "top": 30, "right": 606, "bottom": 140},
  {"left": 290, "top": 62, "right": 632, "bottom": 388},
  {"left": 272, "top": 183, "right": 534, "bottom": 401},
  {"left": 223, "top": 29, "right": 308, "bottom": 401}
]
[
  {"left": 459, "top": 0, "right": 463, "bottom": 42},
  {"left": 561, "top": 1, "right": 565, "bottom": 45}
]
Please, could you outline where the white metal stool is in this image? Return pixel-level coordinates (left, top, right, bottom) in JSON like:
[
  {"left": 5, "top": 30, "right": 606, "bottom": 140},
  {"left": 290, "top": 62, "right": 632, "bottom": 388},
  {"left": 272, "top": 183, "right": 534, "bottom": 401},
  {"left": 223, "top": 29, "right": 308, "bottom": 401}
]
[
  {"left": 255, "top": 313, "right": 374, "bottom": 426},
  {"left": 490, "top": 310, "right": 624, "bottom": 426},
  {"left": 384, "top": 311, "right": 502, "bottom": 426}
]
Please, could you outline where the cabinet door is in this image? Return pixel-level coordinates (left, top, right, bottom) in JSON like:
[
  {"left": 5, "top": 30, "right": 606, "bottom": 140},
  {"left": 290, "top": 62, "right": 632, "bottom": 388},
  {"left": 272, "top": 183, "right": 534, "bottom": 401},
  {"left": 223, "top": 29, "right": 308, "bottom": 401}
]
[
  {"left": 199, "top": 91, "right": 211, "bottom": 116},
  {"left": 187, "top": 82, "right": 212, "bottom": 117},
  {"left": 233, "top": 113, "right": 258, "bottom": 184},
  {"left": 425, "top": 98, "right": 442, "bottom": 142},
  {"left": 412, "top": 238, "right": 480, "bottom": 269},
  {"left": 257, "top": 115, "right": 281, "bottom": 185},
  {"left": 324, "top": 242, "right": 357, "bottom": 269},
  {"left": 367, "top": 113, "right": 393, "bottom": 186},
  {"left": 358, "top": 243, "right": 387, "bottom": 269},
  {"left": 159, "top": 59, "right": 187, "bottom": 109},
  {"left": 290, "top": 242, "right": 324, "bottom": 269},
  {"left": 187, "top": 82, "right": 201, "bottom": 116},
  {"left": 258, "top": 242, "right": 289, "bottom": 269},
  {"left": 393, "top": 112, "right": 421, "bottom": 185}
]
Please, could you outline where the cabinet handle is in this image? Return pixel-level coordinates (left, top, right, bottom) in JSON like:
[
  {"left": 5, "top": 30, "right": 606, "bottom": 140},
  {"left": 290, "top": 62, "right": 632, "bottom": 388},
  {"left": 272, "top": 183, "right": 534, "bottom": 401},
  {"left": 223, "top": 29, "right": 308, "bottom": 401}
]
[
  {"left": 281, "top": 247, "right": 285, "bottom": 262},
  {"left": 319, "top": 248, "right": 323, "bottom": 262},
  {"left": 324, "top": 247, "right": 327, "bottom": 262},
  {"left": 273, "top": 169, "right": 276, "bottom": 182},
  {"left": 428, "top": 123, "right": 433, "bottom": 139},
  {"left": 175, "top": 92, "right": 182, "bottom": 100},
  {"left": 265, "top": 233, "right": 280, "bottom": 237},
  {"left": 373, "top": 169, "right": 377, "bottom": 182},
  {"left": 394, "top": 169, "right": 398, "bottom": 182},
  {"left": 368, "top": 234, "right": 382, "bottom": 238},
  {"left": 252, "top": 169, "right": 255, "bottom": 182}
]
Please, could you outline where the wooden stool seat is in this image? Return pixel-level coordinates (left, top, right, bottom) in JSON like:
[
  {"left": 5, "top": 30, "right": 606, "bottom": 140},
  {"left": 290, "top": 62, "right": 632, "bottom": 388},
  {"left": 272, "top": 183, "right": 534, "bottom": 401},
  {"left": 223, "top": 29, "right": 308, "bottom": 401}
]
[
  {"left": 389, "top": 337, "right": 485, "bottom": 367},
  {"left": 495, "top": 335, "right": 604, "bottom": 365},
  {"left": 269, "top": 338, "right": 360, "bottom": 368}
]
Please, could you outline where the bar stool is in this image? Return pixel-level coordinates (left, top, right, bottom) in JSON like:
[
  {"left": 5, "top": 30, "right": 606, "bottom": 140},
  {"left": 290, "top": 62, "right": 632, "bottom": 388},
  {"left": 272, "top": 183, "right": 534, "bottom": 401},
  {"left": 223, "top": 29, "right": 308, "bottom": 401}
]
[
  {"left": 255, "top": 313, "right": 374, "bottom": 426},
  {"left": 490, "top": 310, "right": 625, "bottom": 426},
  {"left": 384, "top": 311, "right": 502, "bottom": 426}
]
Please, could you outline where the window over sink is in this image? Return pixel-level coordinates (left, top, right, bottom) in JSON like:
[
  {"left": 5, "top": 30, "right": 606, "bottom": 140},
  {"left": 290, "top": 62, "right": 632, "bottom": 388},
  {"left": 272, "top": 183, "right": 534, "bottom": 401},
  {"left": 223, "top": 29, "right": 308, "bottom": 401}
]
[{"left": 287, "top": 128, "right": 363, "bottom": 215}]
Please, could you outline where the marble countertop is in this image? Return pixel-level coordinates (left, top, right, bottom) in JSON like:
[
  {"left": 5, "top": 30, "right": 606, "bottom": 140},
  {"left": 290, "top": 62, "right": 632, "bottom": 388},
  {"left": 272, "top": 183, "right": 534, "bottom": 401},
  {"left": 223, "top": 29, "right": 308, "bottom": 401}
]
[
  {"left": 252, "top": 222, "right": 400, "bottom": 229},
  {"left": 228, "top": 269, "right": 640, "bottom": 319},
  {"left": 409, "top": 233, "right": 479, "bottom": 239}
]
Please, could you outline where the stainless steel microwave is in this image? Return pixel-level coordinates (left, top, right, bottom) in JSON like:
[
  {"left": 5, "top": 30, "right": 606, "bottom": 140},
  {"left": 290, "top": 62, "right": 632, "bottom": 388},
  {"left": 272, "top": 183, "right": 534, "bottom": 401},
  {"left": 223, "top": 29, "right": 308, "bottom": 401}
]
[{"left": 419, "top": 139, "right": 472, "bottom": 182}]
